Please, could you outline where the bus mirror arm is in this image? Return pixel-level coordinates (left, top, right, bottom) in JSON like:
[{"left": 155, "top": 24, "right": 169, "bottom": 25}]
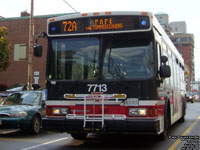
[{"left": 34, "top": 32, "right": 47, "bottom": 57}]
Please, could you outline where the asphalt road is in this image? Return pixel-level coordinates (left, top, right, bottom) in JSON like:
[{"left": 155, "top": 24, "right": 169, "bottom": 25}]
[{"left": 0, "top": 102, "right": 200, "bottom": 150}]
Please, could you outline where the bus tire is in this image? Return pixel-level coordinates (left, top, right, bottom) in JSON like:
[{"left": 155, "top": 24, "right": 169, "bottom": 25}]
[
  {"left": 71, "top": 133, "right": 88, "bottom": 140},
  {"left": 179, "top": 100, "right": 186, "bottom": 122},
  {"left": 158, "top": 101, "right": 170, "bottom": 141}
]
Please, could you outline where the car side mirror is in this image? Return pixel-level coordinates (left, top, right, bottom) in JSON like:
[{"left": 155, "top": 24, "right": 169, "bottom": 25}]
[
  {"left": 34, "top": 45, "right": 43, "bottom": 57},
  {"left": 41, "top": 100, "right": 45, "bottom": 108}
]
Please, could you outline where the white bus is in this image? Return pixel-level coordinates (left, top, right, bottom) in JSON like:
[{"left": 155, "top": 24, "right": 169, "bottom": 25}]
[{"left": 34, "top": 11, "right": 186, "bottom": 140}]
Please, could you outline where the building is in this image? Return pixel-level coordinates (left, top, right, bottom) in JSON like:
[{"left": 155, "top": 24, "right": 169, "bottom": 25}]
[
  {"left": 170, "top": 21, "right": 187, "bottom": 33},
  {"left": 0, "top": 12, "right": 72, "bottom": 87},
  {"left": 170, "top": 33, "right": 195, "bottom": 82},
  {"left": 155, "top": 13, "right": 171, "bottom": 35}
]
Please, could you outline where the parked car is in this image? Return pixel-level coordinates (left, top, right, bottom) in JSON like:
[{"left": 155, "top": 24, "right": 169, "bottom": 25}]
[
  {"left": 0, "top": 84, "right": 41, "bottom": 101},
  {"left": 0, "top": 83, "right": 8, "bottom": 91},
  {"left": 186, "top": 92, "right": 194, "bottom": 103},
  {"left": 0, "top": 97, "right": 4, "bottom": 105},
  {"left": 0, "top": 90, "right": 46, "bottom": 134},
  {"left": 192, "top": 92, "right": 199, "bottom": 102}
]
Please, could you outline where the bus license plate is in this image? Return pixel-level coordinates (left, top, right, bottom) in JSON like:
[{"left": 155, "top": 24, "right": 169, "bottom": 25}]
[{"left": 125, "top": 98, "right": 139, "bottom": 106}]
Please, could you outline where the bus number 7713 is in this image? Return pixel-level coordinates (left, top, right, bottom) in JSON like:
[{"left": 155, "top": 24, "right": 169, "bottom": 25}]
[
  {"left": 35, "top": 11, "right": 186, "bottom": 141},
  {"left": 87, "top": 84, "right": 108, "bottom": 92}
]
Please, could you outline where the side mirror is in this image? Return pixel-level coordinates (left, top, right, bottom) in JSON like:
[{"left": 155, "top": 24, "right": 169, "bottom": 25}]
[
  {"left": 160, "top": 65, "right": 171, "bottom": 78},
  {"left": 161, "top": 56, "right": 168, "bottom": 63},
  {"left": 34, "top": 45, "right": 43, "bottom": 57},
  {"left": 41, "top": 100, "right": 46, "bottom": 108}
]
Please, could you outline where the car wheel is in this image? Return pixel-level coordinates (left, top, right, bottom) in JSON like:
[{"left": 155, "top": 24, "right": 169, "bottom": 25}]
[{"left": 30, "top": 115, "right": 41, "bottom": 135}]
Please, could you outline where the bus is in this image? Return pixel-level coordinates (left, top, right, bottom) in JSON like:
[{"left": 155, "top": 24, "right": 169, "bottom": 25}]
[{"left": 34, "top": 11, "right": 186, "bottom": 140}]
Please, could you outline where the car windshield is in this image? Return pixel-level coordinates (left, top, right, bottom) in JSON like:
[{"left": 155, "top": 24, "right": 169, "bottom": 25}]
[
  {"left": 2, "top": 92, "right": 41, "bottom": 106},
  {"left": 186, "top": 92, "right": 193, "bottom": 96}
]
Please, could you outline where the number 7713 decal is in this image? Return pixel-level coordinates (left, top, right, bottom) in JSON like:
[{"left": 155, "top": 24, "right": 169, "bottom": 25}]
[{"left": 87, "top": 84, "right": 107, "bottom": 92}]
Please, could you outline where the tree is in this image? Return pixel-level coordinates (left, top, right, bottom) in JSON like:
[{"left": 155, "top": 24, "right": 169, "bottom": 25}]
[{"left": 0, "top": 26, "right": 10, "bottom": 72}]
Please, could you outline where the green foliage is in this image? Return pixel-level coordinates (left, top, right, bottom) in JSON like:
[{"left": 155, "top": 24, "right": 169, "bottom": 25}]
[{"left": 0, "top": 26, "right": 11, "bottom": 72}]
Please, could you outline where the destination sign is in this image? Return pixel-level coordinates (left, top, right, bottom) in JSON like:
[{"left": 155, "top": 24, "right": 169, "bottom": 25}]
[{"left": 48, "top": 15, "right": 150, "bottom": 35}]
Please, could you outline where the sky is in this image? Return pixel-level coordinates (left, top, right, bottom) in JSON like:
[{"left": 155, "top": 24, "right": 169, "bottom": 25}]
[{"left": 1, "top": 0, "right": 200, "bottom": 80}]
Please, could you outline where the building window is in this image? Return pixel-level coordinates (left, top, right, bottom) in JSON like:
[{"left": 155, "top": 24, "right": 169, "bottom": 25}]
[{"left": 14, "top": 44, "right": 26, "bottom": 61}]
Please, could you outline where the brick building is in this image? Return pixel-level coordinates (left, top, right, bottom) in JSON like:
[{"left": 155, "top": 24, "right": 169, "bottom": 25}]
[
  {"left": 171, "top": 33, "right": 195, "bottom": 82},
  {"left": 0, "top": 12, "right": 69, "bottom": 88}
]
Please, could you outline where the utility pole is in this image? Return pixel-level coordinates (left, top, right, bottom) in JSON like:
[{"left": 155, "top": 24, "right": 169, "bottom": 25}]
[{"left": 28, "top": 0, "right": 34, "bottom": 91}]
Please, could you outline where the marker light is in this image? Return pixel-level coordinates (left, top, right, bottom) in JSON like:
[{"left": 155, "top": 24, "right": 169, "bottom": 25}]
[
  {"left": 50, "top": 18, "right": 55, "bottom": 22},
  {"left": 105, "top": 12, "right": 111, "bottom": 15},
  {"left": 141, "top": 20, "right": 147, "bottom": 26},
  {"left": 141, "top": 12, "right": 148, "bottom": 15},
  {"left": 51, "top": 27, "right": 56, "bottom": 31},
  {"left": 94, "top": 12, "right": 99, "bottom": 15},
  {"left": 82, "top": 13, "right": 87, "bottom": 16}
]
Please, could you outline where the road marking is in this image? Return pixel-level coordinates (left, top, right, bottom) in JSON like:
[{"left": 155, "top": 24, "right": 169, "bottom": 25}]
[
  {"left": 168, "top": 115, "right": 200, "bottom": 150},
  {"left": 20, "top": 137, "right": 69, "bottom": 150}
]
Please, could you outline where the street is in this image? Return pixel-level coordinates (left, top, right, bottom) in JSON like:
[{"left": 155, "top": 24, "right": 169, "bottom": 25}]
[{"left": 0, "top": 102, "right": 200, "bottom": 150}]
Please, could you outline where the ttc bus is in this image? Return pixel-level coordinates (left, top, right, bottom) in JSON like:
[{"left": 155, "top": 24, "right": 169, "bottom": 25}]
[{"left": 34, "top": 11, "right": 186, "bottom": 140}]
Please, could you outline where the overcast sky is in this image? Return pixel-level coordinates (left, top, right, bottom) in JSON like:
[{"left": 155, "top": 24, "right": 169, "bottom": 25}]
[{"left": 1, "top": 0, "right": 200, "bottom": 79}]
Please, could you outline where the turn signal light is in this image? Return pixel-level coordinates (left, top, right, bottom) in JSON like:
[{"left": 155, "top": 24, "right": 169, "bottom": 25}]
[
  {"left": 64, "top": 94, "right": 76, "bottom": 99},
  {"left": 112, "top": 94, "right": 126, "bottom": 99}
]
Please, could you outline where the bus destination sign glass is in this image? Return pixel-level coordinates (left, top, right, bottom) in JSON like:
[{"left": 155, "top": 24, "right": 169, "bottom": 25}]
[{"left": 48, "top": 15, "right": 150, "bottom": 35}]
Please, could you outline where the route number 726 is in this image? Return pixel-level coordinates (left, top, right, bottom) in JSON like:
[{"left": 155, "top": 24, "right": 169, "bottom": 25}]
[{"left": 87, "top": 84, "right": 107, "bottom": 92}]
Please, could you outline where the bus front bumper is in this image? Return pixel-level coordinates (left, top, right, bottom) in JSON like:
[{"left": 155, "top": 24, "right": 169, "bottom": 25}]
[{"left": 42, "top": 117, "right": 161, "bottom": 134}]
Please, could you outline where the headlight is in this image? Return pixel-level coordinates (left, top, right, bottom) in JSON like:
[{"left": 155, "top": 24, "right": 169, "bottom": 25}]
[
  {"left": 189, "top": 96, "right": 192, "bottom": 99},
  {"left": 10, "top": 111, "right": 28, "bottom": 117},
  {"left": 129, "top": 108, "right": 147, "bottom": 116},
  {"left": 53, "top": 107, "right": 69, "bottom": 115}
]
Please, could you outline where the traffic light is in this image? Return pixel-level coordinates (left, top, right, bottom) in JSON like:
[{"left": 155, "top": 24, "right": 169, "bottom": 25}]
[{"left": 185, "top": 71, "right": 188, "bottom": 78}]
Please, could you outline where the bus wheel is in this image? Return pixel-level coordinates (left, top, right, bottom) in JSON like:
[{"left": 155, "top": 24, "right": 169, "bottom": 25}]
[
  {"left": 158, "top": 102, "right": 170, "bottom": 141},
  {"left": 71, "top": 133, "right": 88, "bottom": 140},
  {"left": 179, "top": 100, "right": 186, "bottom": 122}
]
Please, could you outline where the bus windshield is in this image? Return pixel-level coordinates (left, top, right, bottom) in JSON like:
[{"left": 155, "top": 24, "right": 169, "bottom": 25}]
[
  {"left": 49, "top": 36, "right": 154, "bottom": 80},
  {"left": 50, "top": 37, "right": 99, "bottom": 80},
  {"left": 103, "top": 38, "right": 154, "bottom": 79}
]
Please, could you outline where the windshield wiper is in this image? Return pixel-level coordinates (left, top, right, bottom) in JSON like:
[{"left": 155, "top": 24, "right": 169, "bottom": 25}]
[
  {"left": 92, "top": 48, "right": 99, "bottom": 78},
  {"left": 108, "top": 47, "right": 125, "bottom": 79}
]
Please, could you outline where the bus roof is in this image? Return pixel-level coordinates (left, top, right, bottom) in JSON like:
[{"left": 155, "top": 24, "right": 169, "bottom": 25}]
[{"left": 47, "top": 11, "right": 153, "bottom": 22}]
